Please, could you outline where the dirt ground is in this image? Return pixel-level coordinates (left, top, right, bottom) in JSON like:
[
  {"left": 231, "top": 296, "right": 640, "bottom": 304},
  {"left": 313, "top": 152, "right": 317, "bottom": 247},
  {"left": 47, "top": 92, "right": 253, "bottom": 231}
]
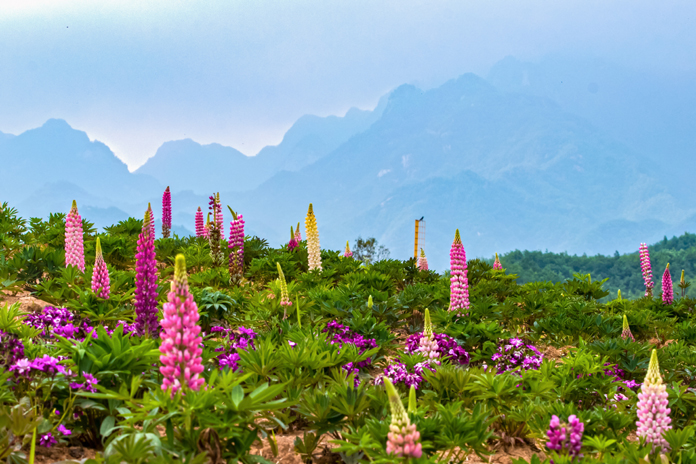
[
  {"left": 33, "top": 445, "right": 97, "bottom": 464},
  {"left": 1, "top": 290, "right": 52, "bottom": 312},
  {"left": 249, "top": 431, "right": 545, "bottom": 464}
]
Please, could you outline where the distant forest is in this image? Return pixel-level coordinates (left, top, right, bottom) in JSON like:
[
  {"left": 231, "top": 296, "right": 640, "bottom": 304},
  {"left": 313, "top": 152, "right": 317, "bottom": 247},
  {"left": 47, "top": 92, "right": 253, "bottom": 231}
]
[{"left": 500, "top": 233, "right": 696, "bottom": 299}]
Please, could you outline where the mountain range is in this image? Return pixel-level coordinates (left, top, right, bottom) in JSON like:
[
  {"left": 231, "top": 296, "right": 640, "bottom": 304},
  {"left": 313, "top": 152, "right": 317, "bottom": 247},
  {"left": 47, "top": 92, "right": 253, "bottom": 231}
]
[{"left": 1, "top": 55, "right": 694, "bottom": 270}]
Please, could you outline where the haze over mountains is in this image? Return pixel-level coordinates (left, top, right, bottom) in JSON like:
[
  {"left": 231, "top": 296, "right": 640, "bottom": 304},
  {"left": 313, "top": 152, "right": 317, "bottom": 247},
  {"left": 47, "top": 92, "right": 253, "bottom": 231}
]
[{"left": 2, "top": 56, "right": 694, "bottom": 270}]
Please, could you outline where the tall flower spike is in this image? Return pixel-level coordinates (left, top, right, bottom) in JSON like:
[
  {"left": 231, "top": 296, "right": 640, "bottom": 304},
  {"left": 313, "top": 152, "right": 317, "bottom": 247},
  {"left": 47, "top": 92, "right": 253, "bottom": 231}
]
[
  {"left": 215, "top": 192, "right": 224, "bottom": 238},
  {"left": 162, "top": 187, "right": 172, "bottom": 239},
  {"left": 493, "top": 253, "right": 503, "bottom": 270},
  {"left": 134, "top": 209, "right": 159, "bottom": 336},
  {"left": 418, "top": 248, "right": 428, "bottom": 271},
  {"left": 383, "top": 377, "right": 422, "bottom": 458},
  {"left": 228, "top": 207, "right": 245, "bottom": 280},
  {"left": 91, "top": 237, "right": 110, "bottom": 299},
  {"left": 159, "top": 254, "right": 205, "bottom": 395},
  {"left": 449, "top": 229, "right": 470, "bottom": 313},
  {"left": 195, "top": 207, "right": 204, "bottom": 237},
  {"left": 305, "top": 204, "right": 322, "bottom": 271},
  {"left": 295, "top": 222, "right": 302, "bottom": 242},
  {"left": 407, "top": 385, "right": 417, "bottom": 414},
  {"left": 418, "top": 309, "right": 439, "bottom": 361},
  {"left": 147, "top": 203, "right": 155, "bottom": 238},
  {"left": 639, "top": 243, "right": 654, "bottom": 298},
  {"left": 681, "top": 270, "right": 687, "bottom": 298},
  {"left": 208, "top": 195, "right": 224, "bottom": 267},
  {"left": 344, "top": 241, "right": 353, "bottom": 258},
  {"left": 636, "top": 350, "right": 672, "bottom": 451},
  {"left": 277, "top": 262, "right": 292, "bottom": 318},
  {"left": 204, "top": 213, "right": 211, "bottom": 238},
  {"left": 65, "top": 200, "right": 85, "bottom": 272},
  {"left": 621, "top": 315, "right": 635, "bottom": 342},
  {"left": 618, "top": 289, "right": 622, "bottom": 301},
  {"left": 662, "top": 263, "right": 674, "bottom": 305},
  {"left": 288, "top": 226, "right": 298, "bottom": 252}
]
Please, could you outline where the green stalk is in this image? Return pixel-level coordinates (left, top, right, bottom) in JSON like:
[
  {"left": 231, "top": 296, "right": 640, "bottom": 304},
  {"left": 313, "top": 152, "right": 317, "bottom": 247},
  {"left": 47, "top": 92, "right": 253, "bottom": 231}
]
[{"left": 29, "top": 428, "right": 36, "bottom": 464}]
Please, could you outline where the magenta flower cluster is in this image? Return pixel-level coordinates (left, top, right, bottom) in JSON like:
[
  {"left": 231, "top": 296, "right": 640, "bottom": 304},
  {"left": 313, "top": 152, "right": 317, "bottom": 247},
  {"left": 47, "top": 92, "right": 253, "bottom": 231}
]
[
  {"left": 490, "top": 338, "right": 543, "bottom": 374},
  {"left": 211, "top": 325, "right": 257, "bottom": 372},
  {"left": 10, "top": 354, "right": 71, "bottom": 378},
  {"left": 375, "top": 361, "right": 435, "bottom": 390},
  {"left": 0, "top": 330, "right": 24, "bottom": 369},
  {"left": 639, "top": 243, "right": 654, "bottom": 297},
  {"left": 405, "top": 332, "right": 470, "bottom": 365},
  {"left": 134, "top": 212, "right": 159, "bottom": 337},
  {"left": 449, "top": 230, "right": 470, "bottom": 313},
  {"left": 25, "top": 306, "right": 95, "bottom": 340},
  {"left": 546, "top": 414, "right": 584, "bottom": 462},
  {"left": 324, "top": 320, "right": 377, "bottom": 370},
  {"left": 69, "top": 373, "right": 99, "bottom": 393}
]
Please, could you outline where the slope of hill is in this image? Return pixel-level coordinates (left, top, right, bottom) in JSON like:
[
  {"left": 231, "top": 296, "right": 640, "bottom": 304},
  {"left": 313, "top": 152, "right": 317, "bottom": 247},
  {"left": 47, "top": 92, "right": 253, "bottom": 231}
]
[
  {"left": 503, "top": 232, "right": 696, "bottom": 299},
  {"left": 0, "top": 119, "right": 163, "bottom": 212},
  {"left": 230, "top": 73, "right": 692, "bottom": 269},
  {"left": 134, "top": 97, "right": 388, "bottom": 194}
]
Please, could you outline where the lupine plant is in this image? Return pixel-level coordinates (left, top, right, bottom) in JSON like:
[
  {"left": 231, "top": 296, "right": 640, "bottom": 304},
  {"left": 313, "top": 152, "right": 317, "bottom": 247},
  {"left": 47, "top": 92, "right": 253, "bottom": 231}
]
[
  {"left": 636, "top": 350, "right": 672, "bottom": 452},
  {"left": 305, "top": 203, "right": 322, "bottom": 271},
  {"left": 91, "top": 237, "right": 110, "bottom": 299},
  {"left": 162, "top": 186, "right": 172, "bottom": 239},
  {"left": 418, "top": 248, "right": 428, "bottom": 271},
  {"left": 159, "top": 255, "right": 205, "bottom": 395},
  {"left": 344, "top": 241, "right": 352, "bottom": 258},
  {"left": 228, "top": 207, "right": 245, "bottom": 281},
  {"left": 449, "top": 229, "right": 469, "bottom": 313},
  {"left": 640, "top": 242, "right": 654, "bottom": 297},
  {"left": 662, "top": 263, "right": 674, "bottom": 304},
  {"left": 288, "top": 226, "right": 298, "bottom": 251},
  {"left": 493, "top": 252, "right": 502, "bottom": 270},
  {"left": 195, "top": 207, "right": 204, "bottom": 236},
  {"left": 134, "top": 209, "right": 159, "bottom": 336},
  {"left": 65, "top": 200, "right": 85, "bottom": 272}
]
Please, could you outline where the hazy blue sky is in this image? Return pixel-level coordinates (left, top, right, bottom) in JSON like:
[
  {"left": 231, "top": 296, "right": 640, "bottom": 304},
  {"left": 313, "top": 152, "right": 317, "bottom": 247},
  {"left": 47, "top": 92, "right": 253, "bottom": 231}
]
[{"left": 1, "top": 0, "right": 694, "bottom": 169}]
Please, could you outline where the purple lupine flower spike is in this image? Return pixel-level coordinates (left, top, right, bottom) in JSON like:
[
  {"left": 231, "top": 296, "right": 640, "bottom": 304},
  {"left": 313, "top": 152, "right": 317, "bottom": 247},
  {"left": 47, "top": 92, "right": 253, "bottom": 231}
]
[
  {"left": 662, "top": 263, "right": 674, "bottom": 304},
  {"left": 134, "top": 209, "right": 159, "bottom": 336},
  {"left": 636, "top": 349, "right": 672, "bottom": 452},
  {"left": 640, "top": 243, "right": 654, "bottom": 298},
  {"left": 162, "top": 186, "right": 172, "bottom": 239},
  {"left": 159, "top": 254, "right": 205, "bottom": 395},
  {"left": 288, "top": 226, "right": 298, "bottom": 251},
  {"left": 449, "top": 229, "right": 469, "bottom": 313},
  {"left": 228, "top": 207, "right": 245, "bottom": 280},
  {"left": 546, "top": 414, "right": 584, "bottom": 462},
  {"left": 195, "top": 207, "right": 204, "bottom": 237},
  {"left": 91, "top": 237, "right": 110, "bottom": 299},
  {"left": 65, "top": 200, "right": 85, "bottom": 272}
]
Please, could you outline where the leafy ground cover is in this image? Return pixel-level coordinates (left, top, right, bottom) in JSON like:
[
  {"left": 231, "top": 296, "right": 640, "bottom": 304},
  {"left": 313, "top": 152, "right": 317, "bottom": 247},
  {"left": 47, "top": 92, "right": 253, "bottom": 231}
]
[{"left": 1, "top": 199, "right": 696, "bottom": 464}]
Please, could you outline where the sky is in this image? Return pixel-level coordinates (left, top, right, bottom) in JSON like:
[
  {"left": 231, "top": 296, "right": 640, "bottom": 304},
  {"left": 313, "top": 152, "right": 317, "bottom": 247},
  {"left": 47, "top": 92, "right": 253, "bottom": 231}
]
[{"left": 1, "top": 0, "right": 694, "bottom": 170}]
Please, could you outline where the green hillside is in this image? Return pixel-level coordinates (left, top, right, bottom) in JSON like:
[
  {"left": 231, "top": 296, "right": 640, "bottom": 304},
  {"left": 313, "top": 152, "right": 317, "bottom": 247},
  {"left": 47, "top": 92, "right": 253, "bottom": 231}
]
[{"left": 501, "top": 233, "right": 696, "bottom": 299}]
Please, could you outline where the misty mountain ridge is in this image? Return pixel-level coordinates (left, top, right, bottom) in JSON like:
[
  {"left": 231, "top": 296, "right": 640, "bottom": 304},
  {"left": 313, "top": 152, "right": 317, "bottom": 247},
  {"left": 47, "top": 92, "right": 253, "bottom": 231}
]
[{"left": 1, "top": 55, "right": 693, "bottom": 270}]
